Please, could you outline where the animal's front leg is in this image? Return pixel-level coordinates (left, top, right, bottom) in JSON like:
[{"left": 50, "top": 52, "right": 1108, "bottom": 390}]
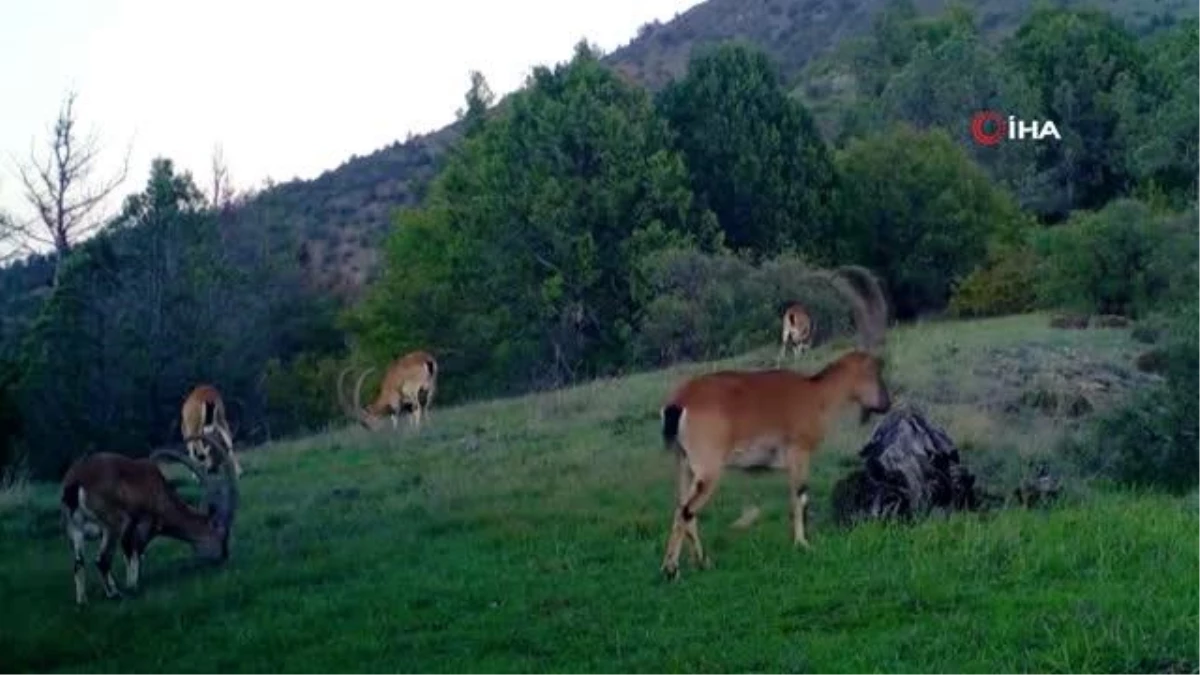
[
  {"left": 121, "top": 518, "right": 152, "bottom": 591},
  {"left": 788, "top": 447, "right": 813, "bottom": 549},
  {"left": 95, "top": 526, "right": 122, "bottom": 599}
]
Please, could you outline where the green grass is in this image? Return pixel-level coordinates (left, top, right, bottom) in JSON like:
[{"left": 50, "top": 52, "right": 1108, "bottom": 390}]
[{"left": 1, "top": 314, "right": 1195, "bottom": 673}]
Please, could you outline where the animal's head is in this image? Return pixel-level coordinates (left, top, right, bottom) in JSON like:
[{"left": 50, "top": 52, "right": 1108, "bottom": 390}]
[
  {"left": 841, "top": 351, "right": 891, "bottom": 424},
  {"left": 337, "top": 367, "right": 387, "bottom": 431},
  {"left": 152, "top": 432, "right": 239, "bottom": 562},
  {"left": 199, "top": 431, "right": 239, "bottom": 561}
]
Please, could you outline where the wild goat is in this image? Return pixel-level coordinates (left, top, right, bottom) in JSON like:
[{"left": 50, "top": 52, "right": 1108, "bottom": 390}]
[
  {"left": 658, "top": 266, "right": 891, "bottom": 580},
  {"left": 181, "top": 384, "right": 241, "bottom": 477},
  {"left": 777, "top": 302, "right": 814, "bottom": 364},
  {"left": 338, "top": 350, "right": 438, "bottom": 431},
  {"left": 60, "top": 430, "right": 239, "bottom": 605}
]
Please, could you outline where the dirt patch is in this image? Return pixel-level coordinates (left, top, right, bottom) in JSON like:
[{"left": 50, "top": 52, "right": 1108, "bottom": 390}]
[{"left": 970, "top": 344, "right": 1159, "bottom": 418}]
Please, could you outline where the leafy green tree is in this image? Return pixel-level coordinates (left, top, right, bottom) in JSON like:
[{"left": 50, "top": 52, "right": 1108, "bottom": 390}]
[
  {"left": 656, "top": 43, "right": 836, "bottom": 257},
  {"left": 351, "top": 43, "right": 714, "bottom": 397},
  {"left": 1114, "top": 19, "right": 1198, "bottom": 207},
  {"left": 1008, "top": 8, "right": 1146, "bottom": 215},
  {"left": 834, "top": 125, "right": 1029, "bottom": 318},
  {"left": 877, "top": 23, "right": 1048, "bottom": 211},
  {"left": 456, "top": 70, "right": 495, "bottom": 138},
  {"left": 13, "top": 158, "right": 338, "bottom": 476}
]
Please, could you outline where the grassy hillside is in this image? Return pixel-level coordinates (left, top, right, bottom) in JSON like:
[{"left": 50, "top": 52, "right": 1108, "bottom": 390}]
[{"left": 1, "top": 314, "right": 1195, "bottom": 672}]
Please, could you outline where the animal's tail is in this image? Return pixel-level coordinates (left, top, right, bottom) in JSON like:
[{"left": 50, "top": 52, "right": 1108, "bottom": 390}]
[
  {"left": 661, "top": 404, "right": 684, "bottom": 450},
  {"left": 425, "top": 357, "right": 437, "bottom": 377},
  {"left": 203, "top": 400, "right": 216, "bottom": 427}
]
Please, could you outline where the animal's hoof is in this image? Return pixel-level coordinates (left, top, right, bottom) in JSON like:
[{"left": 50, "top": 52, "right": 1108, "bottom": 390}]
[
  {"left": 661, "top": 564, "right": 679, "bottom": 581},
  {"left": 794, "top": 539, "right": 812, "bottom": 551}
]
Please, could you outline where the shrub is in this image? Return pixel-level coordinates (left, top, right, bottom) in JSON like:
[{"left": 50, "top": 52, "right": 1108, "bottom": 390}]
[
  {"left": 263, "top": 353, "right": 349, "bottom": 439},
  {"left": 834, "top": 125, "right": 1029, "bottom": 319},
  {"left": 1066, "top": 304, "right": 1198, "bottom": 493},
  {"left": 633, "top": 248, "right": 861, "bottom": 366},
  {"left": 1034, "top": 200, "right": 1198, "bottom": 318},
  {"left": 949, "top": 244, "right": 1039, "bottom": 318}
]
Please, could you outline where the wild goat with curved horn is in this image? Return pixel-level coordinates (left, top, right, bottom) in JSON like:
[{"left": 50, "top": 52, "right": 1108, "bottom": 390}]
[
  {"left": 180, "top": 384, "right": 242, "bottom": 477},
  {"left": 658, "top": 266, "right": 891, "bottom": 580},
  {"left": 338, "top": 350, "right": 438, "bottom": 431},
  {"left": 59, "top": 430, "right": 239, "bottom": 605}
]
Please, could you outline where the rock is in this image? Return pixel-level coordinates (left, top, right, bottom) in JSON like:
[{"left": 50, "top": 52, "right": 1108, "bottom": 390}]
[
  {"left": 1132, "top": 324, "right": 1163, "bottom": 344},
  {"left": 1050, "top": 313, "right": 1090, "bottom": 329},
  {"left": 1136, "top": 348, "right": 1169, "bottom": 374},
  {"left": 831, "top": 405, "right": 980, "bottom": 527}
]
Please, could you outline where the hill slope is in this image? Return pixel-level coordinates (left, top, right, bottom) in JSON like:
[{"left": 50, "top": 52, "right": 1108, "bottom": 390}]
[
  {"left": 217, "top": 0, "right": 1198, "bottom": 298},
  {"left": 1, "top": 315, "right": 1195, "bottom": 671}
]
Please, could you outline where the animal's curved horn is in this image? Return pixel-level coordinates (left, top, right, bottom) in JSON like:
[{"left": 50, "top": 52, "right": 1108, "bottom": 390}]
[
  {"left": 202, "top": 429, "right": 239, "bottom": 530},
  {"left": 151, "top": 447, "right": 210, "bottom": 488},
  {"left": 833, "top": 265, "right": 888, "bottom": 352},
  {"left": 804, "top": 265, "right": 888, "bottom": 354},
  {"left": 352, "top": 368, "right": 378, "bottom": 429},
  {"left": 337, "top": 367, "right": 362, "bottom": 422}
]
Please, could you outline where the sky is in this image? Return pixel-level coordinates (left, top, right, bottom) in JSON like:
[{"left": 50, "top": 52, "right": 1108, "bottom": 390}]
[{"left": 0, "top": 0, "right": 704, "bottom": 231}]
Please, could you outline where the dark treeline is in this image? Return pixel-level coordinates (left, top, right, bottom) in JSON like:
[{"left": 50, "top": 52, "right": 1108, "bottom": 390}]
[{"left": 0, "top": 3, "right": 1195, "bottom": 480}]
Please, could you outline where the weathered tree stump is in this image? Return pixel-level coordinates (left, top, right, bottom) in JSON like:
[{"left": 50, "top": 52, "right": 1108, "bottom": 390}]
[{"left": 832, "top": 405, "right": 980, "bottom": 526}]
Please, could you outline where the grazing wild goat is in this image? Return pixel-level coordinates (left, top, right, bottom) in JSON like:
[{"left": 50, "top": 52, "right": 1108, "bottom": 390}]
[
  {"left": 658, "top": 266, "right": 891, "bottom": 580},
  {"left": 181, "top": 384, "right": 241, "bottom": 477},
  {"left": 777, "top": 302, "right": 814, "bottom": 364},
  {"left": 60, "top": 430, "right": 239, "bottom": 605},
  {"left": 338, "top": 350, "right": 438, "bottom": 430}
]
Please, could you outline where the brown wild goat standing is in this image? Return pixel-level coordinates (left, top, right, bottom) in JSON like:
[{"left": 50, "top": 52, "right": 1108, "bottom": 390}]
[
  {"left": 777, "top": 302, "right": 814, "bottom": 364},
  {"left": 338, "top": 350, "right": 438, "bottom": 430},
  {"left": 181, "top": 384, "right": 241, "bottom": 477},
  {"left": 658, "top": 266, "right": 891, "bottom": 580},
  {"left": 60, "top": 431, "right": 239, "bottom": 605}
]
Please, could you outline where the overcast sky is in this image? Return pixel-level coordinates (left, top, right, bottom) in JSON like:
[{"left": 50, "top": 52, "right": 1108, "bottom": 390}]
[{"left": 0, "top": 0, "right": 703, "bottom": 225}]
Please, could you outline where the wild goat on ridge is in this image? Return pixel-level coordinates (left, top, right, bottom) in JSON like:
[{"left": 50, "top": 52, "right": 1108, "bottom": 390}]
[
  {"left": 338, "top": 350, "right": 438, "bottom": 431},
  {"left": 180, "top": 383, "right": 242, "bottom": 477},
  {"left": 60, "top": 430, "right": 239, "bottom": 605},
  {"left": 658, "top": 266, "right": 891, "bottom": 580}
]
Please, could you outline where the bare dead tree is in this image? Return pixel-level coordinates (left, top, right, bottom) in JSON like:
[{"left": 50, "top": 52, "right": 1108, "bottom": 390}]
[
  {"left": 210, "top": 143, "right": 234, "bottom": 210},
  {"left": 0, "top": 210, "right": 18, "bottom": 267},
  {"left": 7, "top": 91, "right": 130, "bottom": 280}
]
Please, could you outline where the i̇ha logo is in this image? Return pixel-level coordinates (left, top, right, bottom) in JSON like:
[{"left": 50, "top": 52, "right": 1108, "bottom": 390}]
[{"left": 970, "top": 110, "right": 1061, "bottom": 146}]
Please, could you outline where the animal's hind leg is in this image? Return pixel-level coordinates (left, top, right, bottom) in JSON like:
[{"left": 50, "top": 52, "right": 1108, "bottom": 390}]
[
  {"left": 661, "top": 461, "right": 721, "bottom": 579},
  {"left": 671, "top": 459, "right": 707, "bottom": 567},
  {"left": 67, "top": 518, "right": 88, "bottom": 605}
]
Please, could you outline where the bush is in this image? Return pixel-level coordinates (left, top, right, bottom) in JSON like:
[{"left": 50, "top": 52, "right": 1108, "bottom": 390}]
[
  {"left": 1066, "top": 304, "right": 1199, "bottom": 493},
  {"left": 263, "top": 353, "right": 349, "bottom": 439},
  {"left": 834, "top": 125, "right": 1029, "bottom": 319},
  {"left": 949, "top": 244, "right": 1039, "bottom": 318},
  {"left": 1034, "top": 200, "right": 1198, "bottom": 318},
  {"left": 633, "top": 248, "right": 861, "bottom": 365}
]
